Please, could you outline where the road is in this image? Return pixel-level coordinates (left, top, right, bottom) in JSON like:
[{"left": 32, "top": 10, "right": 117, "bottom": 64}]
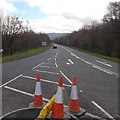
[{"left": 1, "top": 44, "right": 119, "bottom": 119}]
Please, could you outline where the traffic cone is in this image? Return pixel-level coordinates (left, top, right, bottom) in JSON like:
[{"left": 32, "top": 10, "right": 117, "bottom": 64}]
[
  {"left": 68, "top": 76, "right": 86, "bottom": 116},
  {"left": 51, "top": 76, "right": 64, "bottom": 119},
  {"left": 32, "top": 74, "right": 43, "bottom": 107}
]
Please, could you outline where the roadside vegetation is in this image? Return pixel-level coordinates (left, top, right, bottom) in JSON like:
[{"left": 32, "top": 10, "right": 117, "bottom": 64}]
[
  {"left": 53, "top": 2, "right": 120, "bottom": 62},
  {"left": 2, "top": 44, "right": 52, "bottom": 63},
  {"left": 1, "top": 14, "right": 52, "bottom": 63}
]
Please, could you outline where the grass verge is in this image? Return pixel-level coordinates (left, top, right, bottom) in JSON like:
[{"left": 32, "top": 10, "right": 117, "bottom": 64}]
[
  {"left": 2, "top": 44, "right": 52, "bottom": 63},
  {"left": 68, "top": 46, "right": 120, "bottom": 63}
]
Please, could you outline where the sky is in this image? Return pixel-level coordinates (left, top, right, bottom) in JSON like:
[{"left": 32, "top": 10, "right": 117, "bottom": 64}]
[{"left": 0, "top": 0, "right": 118, "bottom": 33}]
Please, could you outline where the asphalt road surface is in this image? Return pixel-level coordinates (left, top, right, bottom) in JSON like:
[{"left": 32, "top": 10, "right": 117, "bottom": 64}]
[{"left": 1, "top": 44, "right": 119, "bottom": 119}]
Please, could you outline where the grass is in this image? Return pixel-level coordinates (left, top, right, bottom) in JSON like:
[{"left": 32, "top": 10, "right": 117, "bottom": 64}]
[
  {"left": 2, "top": 44, "right": 52, "bottom": 63},
  {"left": 67, "top": 46, "right": 120, "bottom": 63}
]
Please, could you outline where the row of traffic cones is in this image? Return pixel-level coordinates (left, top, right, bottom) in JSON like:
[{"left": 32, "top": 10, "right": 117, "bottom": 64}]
[{"left": 31, "top": 74, "right": 86, "bottom": 119}]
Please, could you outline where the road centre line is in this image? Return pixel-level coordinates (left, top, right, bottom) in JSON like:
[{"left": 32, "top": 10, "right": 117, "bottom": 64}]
[
  {"left": 68, "top": 59, "right": 74, "bottom": 64},
  {"left": 59, "top": 71, "right": 72, "bottom": 84},
  {"left": 32, "top": 62, "right": 44, "bottom": 69},
  {"left": 96, "top": 60, "right": 112, "bottom": 67},
  {"left": 4, "top": 86, "right": 49, "bottom": 102},
  {"left": 91, "top": 101, "right": 115, "bottom": 119},
  {"left": 0, "top": 74, "right": 22, "bottom": 88},
  {"left": 22, "top": 75, "right": 71, "bottom": 87},
  {"left": 32, "top": 69, "right": 60, "bottom": 75}
]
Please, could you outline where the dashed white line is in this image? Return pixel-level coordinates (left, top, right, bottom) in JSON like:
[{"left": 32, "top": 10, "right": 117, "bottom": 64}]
[
  {"left": 0, "top": 74, "right": 22, "bottom": 88},
  {"left": 32, "top": 69, "right": 60, "bottom": 75},
  {"left": 22, "top": 75, "right": 71, "bottom": 87},
  {"left": 59, "top": 71, "right": 72, "bottom": 84},
  {"left": 32, "top": 62, "right": 44, "bottom": 69},
  {"left": 91, "top": 101, "right": 115, "bottom": 119},
  {"left": 47, "top": 57, "right": 51, "bottom": 61},
  {"left": 68, "top": 59, "right": 74, "bottom": 64}
]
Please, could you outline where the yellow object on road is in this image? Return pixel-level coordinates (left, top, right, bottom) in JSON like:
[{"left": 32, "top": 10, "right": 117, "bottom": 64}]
[{"left": 35, "top": 94, "right": 56, "bottom": 120}]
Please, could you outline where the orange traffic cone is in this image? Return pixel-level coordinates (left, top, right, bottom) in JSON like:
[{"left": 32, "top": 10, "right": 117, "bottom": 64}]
[
  {"left": 32, "top": 74, "right": 43, "bottom": 107},
  {"left": 51, "top": 76, "right": 64, "bottom": 119},
  {"left": 68, "top": 76, "right": 86, "bottom": 116}
]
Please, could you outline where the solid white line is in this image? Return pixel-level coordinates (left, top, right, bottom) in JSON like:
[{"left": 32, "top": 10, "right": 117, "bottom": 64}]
[
  {"left": 22, "top": 75, "right": 71, "bottom": 87},
  {"left": 59, "top": 71, "right": 72, "bottom": 84},
  {"left": 68, "top": 59, "right": 74, "bottom": 64},
  {"left": 32, "top": 62, "right": 44, "bottom": 69},
  {"left": 4, "top": 86, "right": 49, "bottom": 102},
  {"left": 0, "top": 74, "right": 22, "bottom": 88},
  {"left": 32, "top": 69, "right": 60, "bottom": 75},
  {"left": 91, "top": 101, "right": 115, "bottom": 119},
  {"left": 39, "top": 66, "right": 50, "bottom": 68},
  {"left": 96, "top": 60, "right": 112, "bottom": 67}
]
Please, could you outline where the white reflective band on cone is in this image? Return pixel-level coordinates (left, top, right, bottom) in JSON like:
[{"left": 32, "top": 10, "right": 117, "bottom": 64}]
[
  {"left": 35, "top": 82, "right": 42, "bottom": 95},
  {"left": 55, "top": 86, "right": 63, "bottom": 104},
  {"left": 70, "top": 86, "right": 78, "bottom": 100}
]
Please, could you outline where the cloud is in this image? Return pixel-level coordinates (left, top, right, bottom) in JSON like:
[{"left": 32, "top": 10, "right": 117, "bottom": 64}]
[
  {"left": 1, "top": 0, "right": 117, "bottom": 33},
  {"left": 0, "top": 0, "right": 17, "bottom": 18}
]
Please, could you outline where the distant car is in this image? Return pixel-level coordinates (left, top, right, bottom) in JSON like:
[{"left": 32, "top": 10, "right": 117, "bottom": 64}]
[{"left": 53, "top": 45, "right": 57, "bottom": 49}]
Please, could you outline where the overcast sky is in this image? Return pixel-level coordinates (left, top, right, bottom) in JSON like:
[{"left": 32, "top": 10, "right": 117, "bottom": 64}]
[{"left": 0, "top": 0, "right": 118, "bottom": 33}]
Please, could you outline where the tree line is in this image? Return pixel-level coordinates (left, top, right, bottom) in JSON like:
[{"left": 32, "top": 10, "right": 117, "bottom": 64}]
[
  {"left": 1, "top": 16, "right": 51, "bottom": 55},
  {"left": 54, "top": 2, "right": 120, "bottom": 59}
]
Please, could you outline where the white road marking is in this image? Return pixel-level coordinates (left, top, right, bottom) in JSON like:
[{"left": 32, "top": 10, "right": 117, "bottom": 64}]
[
  {"left": 59, "top": 71, "right": 72, "bottom": 84},
  {"left": 0, "top": 74, "right": 22, "bottom": 88},
  {"left": 66, "top": 62, "right": 71, "bottom": 65},
  {"left": 32, "top": 69, "right": 60, "bottom": 75},
  {"left": 92, "top": 65, "right": 112, "bottom": 75},
  {"left": 47, "top": 57, "right": 51, "bottom": 61},
  {"left": 39, "top": 66, "right": 50, "bottom": 68},
  {"left": 68, "top": 59, "right": 74, "bottom": 64},
  {"left": 55, "top": 62, "right": 58, "bottom": 68},
  {"left": 61, "top": 46, "right": 118, "bottom": 77},
  {"left": 80, "top": 90, "right": 83, "bottom": 93},
  {"left": 4, "top": 86, "right": 49, "bottom": 102},
  {"left": 32, "top": 62, "right": 44, "bottom": 69},
  {"left": 91, "top": 101, "right": 115, "bottom": 119},
  {"left": 22, "top": 75, "right": 71, "bottom": 87},
  {"left": 96, "top": 60, "right": 112, "bottom": 67}
]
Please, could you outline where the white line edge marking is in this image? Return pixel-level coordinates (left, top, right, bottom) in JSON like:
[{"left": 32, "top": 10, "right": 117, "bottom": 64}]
[
  {"left": 4, "top": 86, "right": 49, "bottom": 102},
  {"left": 22, "top": 75, "right": 71, "bottom": 87},
  {"left": 61, "top": 46, "right": 118, "bottom": 77},
  {"left": 0, "top": 74, "right": 22, "bottom": 88},
  {"left": 32, "top": 69, "right": 60, "bottom": 75},
  {"left": 32, "top": 62, "right": 44, "bottom": 69},
  {"left": 91, "top": 101, "right": 115, "bottom": 119},
  {"left": 96, "top": 60, "right": 112, "bottom": 67},
  {"left": 68, "top": 59, "right": 73, "bottom": 64},
  {"left": 59, "top": 71, "right": 72, "bottom": 84}
]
